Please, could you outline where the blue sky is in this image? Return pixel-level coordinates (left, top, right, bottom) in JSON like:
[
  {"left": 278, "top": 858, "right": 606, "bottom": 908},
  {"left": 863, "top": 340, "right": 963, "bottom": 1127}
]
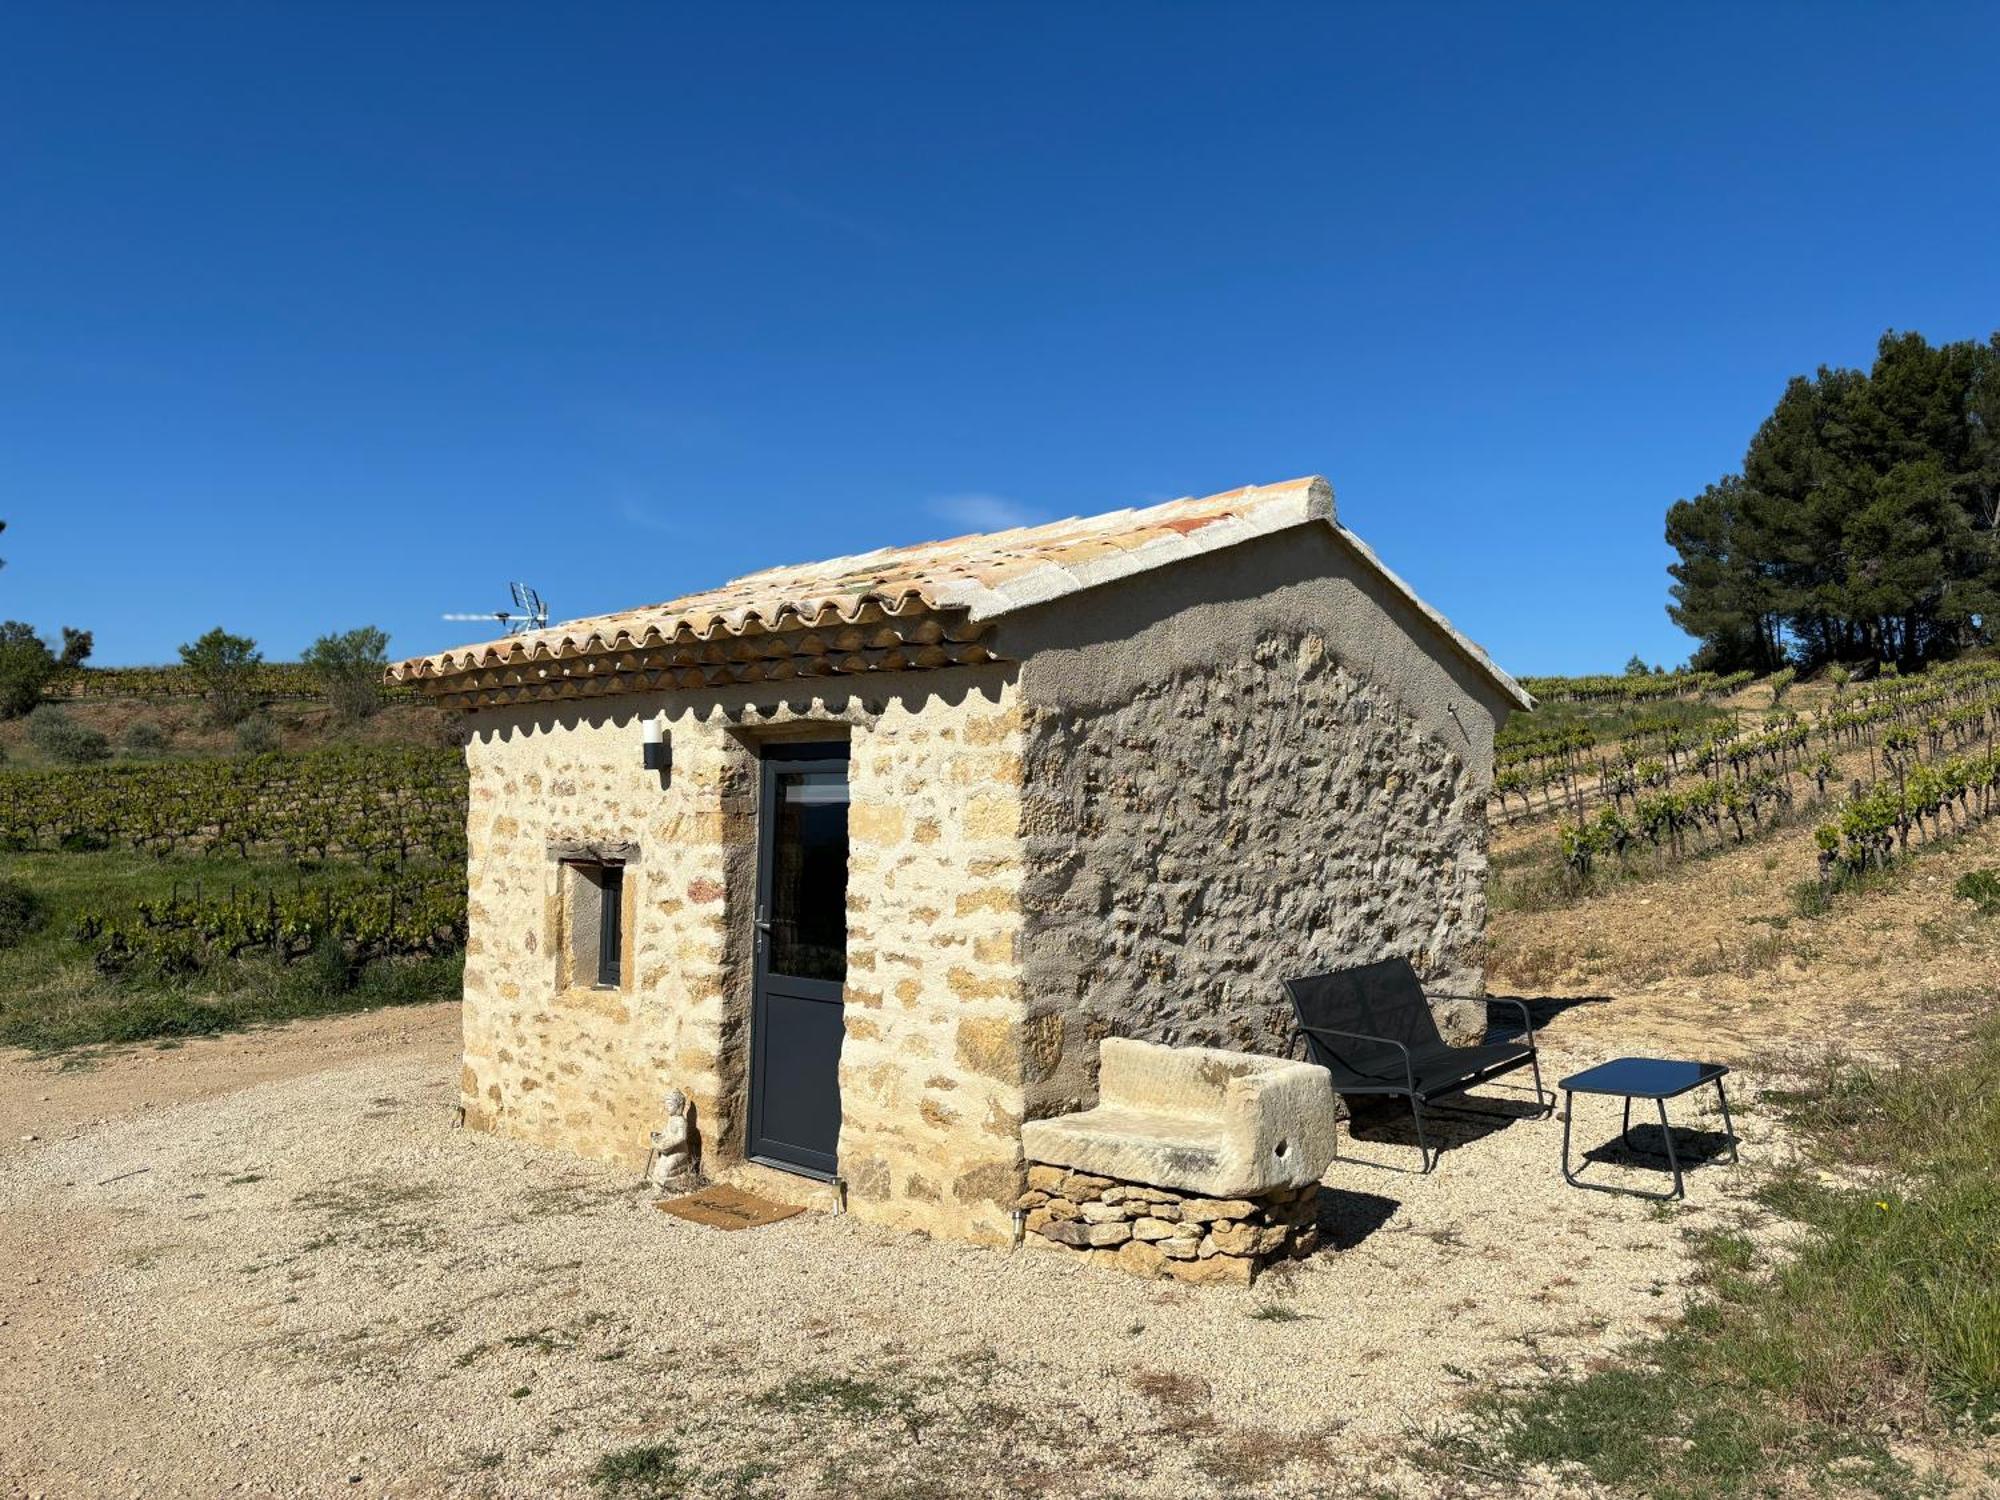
[{"left": 2, "top": 3, "right": 1996, "bottom": 675}]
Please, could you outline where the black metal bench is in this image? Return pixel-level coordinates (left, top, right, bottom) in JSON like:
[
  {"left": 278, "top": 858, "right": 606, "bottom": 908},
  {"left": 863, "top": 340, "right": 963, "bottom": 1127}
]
[{"left": 1285, "top": 958, "right": 1552, "bottom": 1172}]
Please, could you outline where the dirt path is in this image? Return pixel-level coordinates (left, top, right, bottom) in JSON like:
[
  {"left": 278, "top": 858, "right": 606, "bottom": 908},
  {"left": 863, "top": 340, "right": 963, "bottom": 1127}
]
[
  {"left": 1, "top": 1002, "right": 1777, "bottom": 1499},
  {"left": 0, "top": 1007, "right": 461, "bottom": 1500},
  {"left": 0, "top": 1003, "right": 462, "bottom": 1148}
]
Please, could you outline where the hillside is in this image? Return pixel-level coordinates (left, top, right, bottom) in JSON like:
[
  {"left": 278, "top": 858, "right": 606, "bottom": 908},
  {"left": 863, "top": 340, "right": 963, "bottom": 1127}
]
[
  {"left": 1485, "top": 665, "right": 2000, "bottom": 1062},
  {"left": 0, "top": 670, "right": 463, "bottom": 1050}
]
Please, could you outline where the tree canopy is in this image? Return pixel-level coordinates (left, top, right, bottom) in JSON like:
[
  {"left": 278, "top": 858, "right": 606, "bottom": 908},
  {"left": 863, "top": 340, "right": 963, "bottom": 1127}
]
[
  {"left": 177, "top": 626, "right": 263, "bottom": 725},
  {"left": 1666, "top": 330, "right": 2000, "bottom": 672},
  {"left": 302, "top": 625, "right": 390, "bottom": 724}
]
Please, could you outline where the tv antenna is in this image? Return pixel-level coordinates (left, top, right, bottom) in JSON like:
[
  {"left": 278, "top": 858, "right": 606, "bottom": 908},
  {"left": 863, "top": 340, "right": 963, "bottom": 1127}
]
[{"left": 443, "top": 581, "right": 550, "bottom": 636}]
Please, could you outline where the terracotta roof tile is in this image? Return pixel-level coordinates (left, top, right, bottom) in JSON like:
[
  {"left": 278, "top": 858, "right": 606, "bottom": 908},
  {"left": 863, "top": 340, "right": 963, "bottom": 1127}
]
[{"left": 389, "top": 476, "right": 1528, "bottom": 708}]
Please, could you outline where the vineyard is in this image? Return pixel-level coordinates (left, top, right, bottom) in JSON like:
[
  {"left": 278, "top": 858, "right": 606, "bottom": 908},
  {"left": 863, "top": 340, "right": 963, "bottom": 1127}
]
[
  {"left": 0, "top": 745, "right": 466, "bottom": 863},
  {"left": 0, "top": 743, "right": 470, "bottom": 1047},
  {"left": 1492, "top": 658, "right": 2000, "bottom": 905},
  {"left": 80, "top": 868, "right": 465, "bottom": 981},
  {"left": 44, "top": 662, "right": 418, "bottom": 703}
]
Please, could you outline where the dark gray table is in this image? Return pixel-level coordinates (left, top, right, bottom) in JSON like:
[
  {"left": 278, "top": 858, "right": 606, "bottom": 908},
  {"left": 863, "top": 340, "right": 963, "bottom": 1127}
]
[{"left": 1559, "top": 1057, "right": 1737, "bottom": 1201}]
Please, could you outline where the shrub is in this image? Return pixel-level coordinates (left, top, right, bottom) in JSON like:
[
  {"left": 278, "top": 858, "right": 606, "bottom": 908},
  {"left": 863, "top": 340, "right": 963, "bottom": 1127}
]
[
  {"left": 57, "top": 627, "right": 93, "bottom": 668},
  {"left": 177, "top": 626, "right": 262, "bottom": 726},
  {"left": 234, "top": 714, "right": 280, "bottom": 755},
  {"left": 28, "top": 707, "right": 110, "bottom": 764},
  {"left": 303, "top": 626, "right": 390, "bottom": 725},
  {"left": 1953, "top": 869, "right": 2000, "bottom": 915},
  {"left": 282, "top": 935, "right": 357, "bottom": 1002},
  {"left": 0, "top": 623, "right": 56, "bottom": 719},
  {"left": 122, "top": 720, "right": 170, "bottom": 754},
  {"left": 0, "top": 879, "right": 43, "bottom": 948}
]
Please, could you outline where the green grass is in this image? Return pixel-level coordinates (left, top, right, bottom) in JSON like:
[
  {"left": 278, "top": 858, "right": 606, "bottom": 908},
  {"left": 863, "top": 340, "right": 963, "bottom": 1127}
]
[
  {"left": 752, "top": 1373, "right": 916, "bottom": 1423},
  {"left": 1431, "top": 1016, "right": 2000, "bottom": 1497},
  {"left": 1249, "top": 1302, "right": 1310, "bottom": 1322},
  {"left": 589, "top": 1443, "right": 691, "bottom": 1498},
  {"left": 0, "top": 848, "right": 461, "bottom": 1052}
]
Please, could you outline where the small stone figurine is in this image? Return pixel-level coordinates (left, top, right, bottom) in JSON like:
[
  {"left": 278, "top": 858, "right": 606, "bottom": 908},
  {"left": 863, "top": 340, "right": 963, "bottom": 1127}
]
[{"left": 648, "top": 1089, "right": 698, "bottom": 1190}]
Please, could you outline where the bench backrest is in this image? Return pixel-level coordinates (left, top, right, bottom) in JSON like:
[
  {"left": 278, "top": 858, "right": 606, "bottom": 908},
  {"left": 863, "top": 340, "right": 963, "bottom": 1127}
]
[{"left": 1284, "top": 957, "right": 1443, "bottom": 1079}]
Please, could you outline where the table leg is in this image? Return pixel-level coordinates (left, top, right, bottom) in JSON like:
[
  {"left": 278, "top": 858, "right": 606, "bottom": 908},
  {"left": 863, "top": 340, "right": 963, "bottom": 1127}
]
[
  {"left": 1561, "top": 1090, "right": 1579, "bottom": 1186},
  {"left": 1620, "top": 1095, "right": 1634, "bottom": 1153},
  {"left": 1715, "top": 1077, "right": 1739, "bottom": 1164},
  {"left": 1657, "top": 1098, "right": 1685, "bottom": 1199}
]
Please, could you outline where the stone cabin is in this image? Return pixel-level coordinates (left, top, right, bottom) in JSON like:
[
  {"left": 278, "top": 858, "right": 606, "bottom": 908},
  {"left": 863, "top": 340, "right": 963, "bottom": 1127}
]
[{"left": 389, "top": 477, "right": 1531, "bottom": 1247}]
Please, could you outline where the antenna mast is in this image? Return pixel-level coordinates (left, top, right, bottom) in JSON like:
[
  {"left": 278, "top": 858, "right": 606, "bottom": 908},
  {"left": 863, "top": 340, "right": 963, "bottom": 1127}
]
[{"left": 442, "top": 581, "right": 551, "bottom": 636}]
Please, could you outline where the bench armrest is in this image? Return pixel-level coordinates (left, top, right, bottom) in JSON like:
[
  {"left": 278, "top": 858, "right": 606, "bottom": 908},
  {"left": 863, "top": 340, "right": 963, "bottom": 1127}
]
[
  {"left": 1291, "top": 1022, "right": 1417, "bottom": 1097},
  {"left": 1423, "top": 992, "right": 1539, "bottom": 1052},
  {"left": 1484, "top": 996, "right": 1538, "bottom": 1052}
]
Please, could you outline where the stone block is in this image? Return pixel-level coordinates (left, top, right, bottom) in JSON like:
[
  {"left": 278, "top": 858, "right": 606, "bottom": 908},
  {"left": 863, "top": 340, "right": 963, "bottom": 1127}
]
[
  {"left": 1165, "top": 1254, "right": 1255, "bottom": 1286},
  {"left": 1018, "top": 1038, "right": 1340, "bottom": 1198},
  {"left": 954, "top": 1017, "right": 1017, "bottom": 1081},
  {"left": 1206, "top": 1221, "right": 1260, "bottom": 1257},
  {"left": 1058, "top": 1171, "right": 1112, "bottom": 1199},
  {"left": 1038, "top": 1219, "right": 1095, "bottom": 1249},
  {"left": 1115, "top": 1239, "right": 1168, "bottom": 1278}
]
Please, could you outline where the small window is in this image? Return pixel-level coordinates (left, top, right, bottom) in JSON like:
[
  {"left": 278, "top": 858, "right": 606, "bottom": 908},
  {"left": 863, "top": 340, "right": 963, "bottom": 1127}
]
[{"left": 564, "top": 861, "right": 626, "bottom": 989}]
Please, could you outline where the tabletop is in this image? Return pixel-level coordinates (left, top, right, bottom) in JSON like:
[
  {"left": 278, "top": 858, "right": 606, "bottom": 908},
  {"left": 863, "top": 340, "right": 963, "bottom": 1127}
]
[{"left": 1558, "top": 1056, "right": 1729, "bottom": 1100}]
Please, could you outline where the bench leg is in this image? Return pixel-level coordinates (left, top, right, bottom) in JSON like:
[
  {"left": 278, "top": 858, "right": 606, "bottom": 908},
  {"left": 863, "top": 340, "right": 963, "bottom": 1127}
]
[
  {"left": 1527, "top": 1046, "right": 1554, "bottom": 1116},
  {"left": 1409, "top": 1093, "right": 1438, "bottom": 1174}
]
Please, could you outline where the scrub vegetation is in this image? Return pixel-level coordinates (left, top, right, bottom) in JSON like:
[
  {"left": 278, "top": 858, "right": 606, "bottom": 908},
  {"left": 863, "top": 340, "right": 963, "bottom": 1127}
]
[{"left": 1427, "top": 1019, "right": 2000, "bottom": 1497}]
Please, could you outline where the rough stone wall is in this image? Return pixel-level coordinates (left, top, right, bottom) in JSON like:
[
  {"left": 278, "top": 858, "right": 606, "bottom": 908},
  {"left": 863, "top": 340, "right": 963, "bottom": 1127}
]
[
  {"left": 1018, "top": 1165, "right": 1322, "bottom": 1284},
  {"left": 457, "top": 666, "right": 1031, "bottom": 1247},
  {"left": 839, "top": 680, "right": 1028, "bottom": 1246},
  {"left": 1016, "top": 628, "right": 1493, "bottom": 1118},
  {"left": 460, "top": 707, "right": 747, "bottom": 1168}
]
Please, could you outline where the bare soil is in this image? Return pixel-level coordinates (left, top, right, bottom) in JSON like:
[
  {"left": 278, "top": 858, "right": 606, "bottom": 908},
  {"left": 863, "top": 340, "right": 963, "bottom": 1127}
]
[{"left": 1489, "top": 806, "right": 2000, "bottom": 1066}]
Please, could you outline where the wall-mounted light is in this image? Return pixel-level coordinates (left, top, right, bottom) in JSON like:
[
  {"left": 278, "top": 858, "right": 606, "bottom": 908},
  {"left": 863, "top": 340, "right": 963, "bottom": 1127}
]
[{"left": 642, "top": 713, "right": 671, "bottom": 779}]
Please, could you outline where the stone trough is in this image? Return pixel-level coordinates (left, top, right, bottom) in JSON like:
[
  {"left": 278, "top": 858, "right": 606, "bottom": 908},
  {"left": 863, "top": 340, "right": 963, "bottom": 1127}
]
[{"left": 1016, "top": 1038, "right": 1341, "bottom": 1283}]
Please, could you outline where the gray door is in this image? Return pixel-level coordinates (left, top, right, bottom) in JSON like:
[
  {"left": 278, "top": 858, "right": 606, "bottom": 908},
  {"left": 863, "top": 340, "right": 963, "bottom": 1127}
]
[{"left": 747, "top": 743, "right": 849, "bottom": 1179}]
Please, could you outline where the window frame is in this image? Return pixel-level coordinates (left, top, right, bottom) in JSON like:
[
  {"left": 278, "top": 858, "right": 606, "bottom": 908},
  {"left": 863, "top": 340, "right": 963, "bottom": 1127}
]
[
  {"left": 558, "top": 857, "right": 628, "bottom": 992},
  {"left": 594, "top": 863, "right": 624, "bottom": 989}
]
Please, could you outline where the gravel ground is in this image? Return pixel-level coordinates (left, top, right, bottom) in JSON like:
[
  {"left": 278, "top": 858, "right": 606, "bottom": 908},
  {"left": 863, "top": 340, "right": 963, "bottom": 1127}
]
[{"left": 1, "top": 1011, "right": 1783, "bottom": 1499}]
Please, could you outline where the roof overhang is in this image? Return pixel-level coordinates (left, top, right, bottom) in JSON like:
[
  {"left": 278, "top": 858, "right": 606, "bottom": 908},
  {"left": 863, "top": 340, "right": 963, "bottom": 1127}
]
[{"left": 389, "top": 599, "right": 999, "bottom": 713}]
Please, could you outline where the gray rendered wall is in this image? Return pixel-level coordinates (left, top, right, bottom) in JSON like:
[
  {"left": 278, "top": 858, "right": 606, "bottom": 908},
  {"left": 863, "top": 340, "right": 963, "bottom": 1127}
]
[{"left": 998, "top": 522, "right": 1517, "bottom": 1118}]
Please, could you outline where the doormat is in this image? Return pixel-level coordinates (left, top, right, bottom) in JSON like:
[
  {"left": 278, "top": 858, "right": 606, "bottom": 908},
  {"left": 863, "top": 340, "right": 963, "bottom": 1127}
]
[{"left": 656, "top": 1183, "right": 806, "bottom": 1231}]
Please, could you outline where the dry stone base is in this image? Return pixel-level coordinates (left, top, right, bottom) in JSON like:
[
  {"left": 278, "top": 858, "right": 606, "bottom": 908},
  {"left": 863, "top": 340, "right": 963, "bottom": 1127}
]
[{"left": 1016, "top": 1163, "right": 1320, "bottom": 1284}]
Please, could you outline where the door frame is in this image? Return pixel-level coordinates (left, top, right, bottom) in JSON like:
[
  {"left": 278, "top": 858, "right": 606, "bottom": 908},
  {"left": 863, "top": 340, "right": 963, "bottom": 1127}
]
[{"left": 745, "top": 740, "right": 851, "bottom": 1180}]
